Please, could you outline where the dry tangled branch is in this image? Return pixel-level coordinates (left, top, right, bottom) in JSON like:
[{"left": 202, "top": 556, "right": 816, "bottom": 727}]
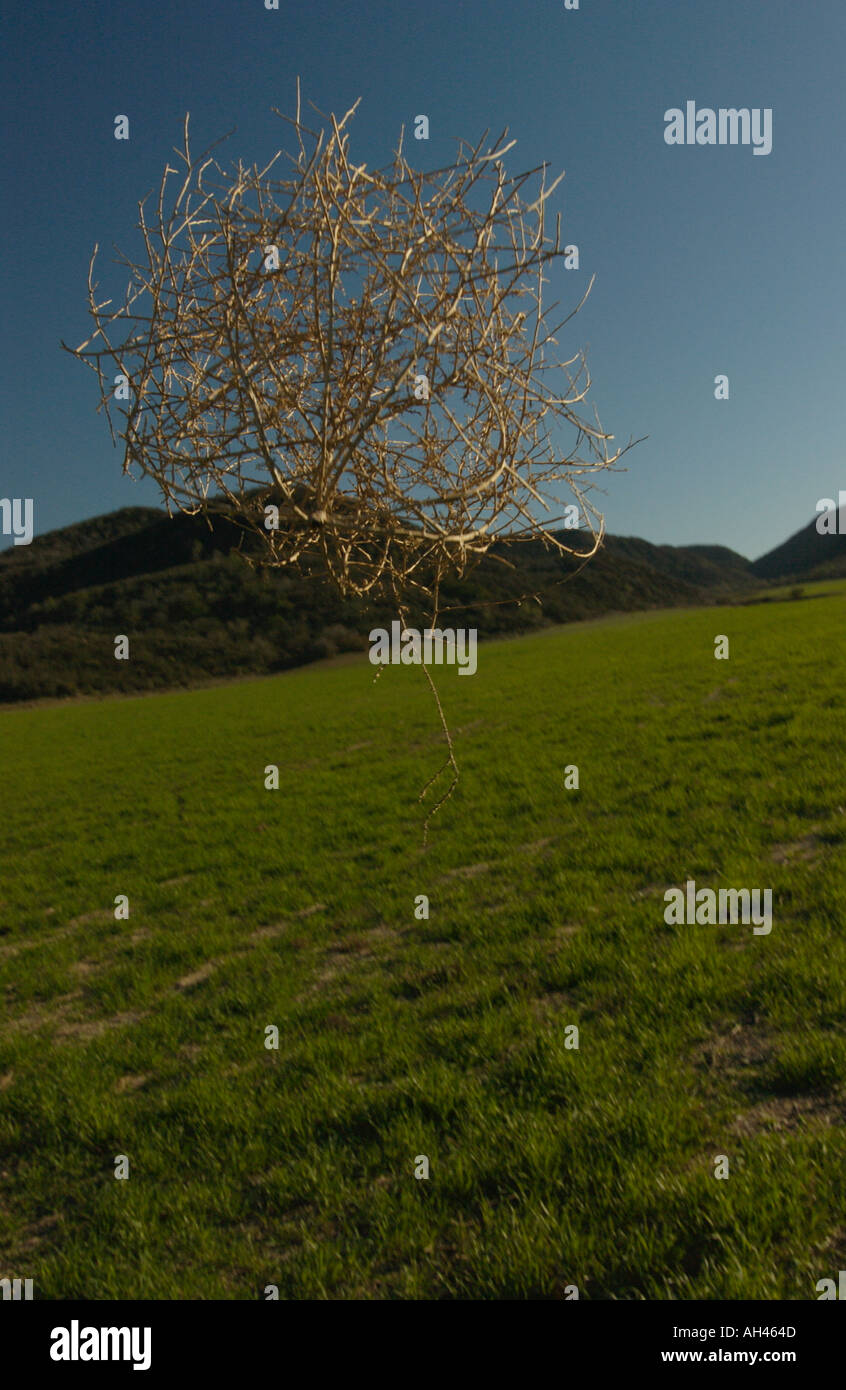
[
  {"left": 64, "top": 83, "right": 637, "bottom": 839},
  {"left": 65, "top": 82, "right": 635, "bottom": 606}
]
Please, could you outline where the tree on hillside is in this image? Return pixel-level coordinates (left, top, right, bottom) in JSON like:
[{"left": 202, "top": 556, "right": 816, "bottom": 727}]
[{"left": 65, "top": 81, "right": 636, "bottom": 835}]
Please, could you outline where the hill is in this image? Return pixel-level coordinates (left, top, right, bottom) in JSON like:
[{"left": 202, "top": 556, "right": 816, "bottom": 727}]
[
  {"left": 751, "top": 507, "right": 846, "bottom": 581},
  {"left": 0, "top": 497, "right": 821, "bottom": 705}
]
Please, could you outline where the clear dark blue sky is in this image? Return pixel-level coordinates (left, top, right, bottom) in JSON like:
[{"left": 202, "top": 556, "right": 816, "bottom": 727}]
[{"left": 2, "top": 0, "right": 844, "bottom": 558}]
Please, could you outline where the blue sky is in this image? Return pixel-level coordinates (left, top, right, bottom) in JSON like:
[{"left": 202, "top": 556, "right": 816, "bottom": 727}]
[{"left": 2, "top": 0, "right": 844, "bottom": 559}]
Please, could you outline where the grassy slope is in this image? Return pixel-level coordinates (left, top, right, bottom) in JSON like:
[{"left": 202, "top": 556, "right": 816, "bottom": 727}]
[{"left": 1, "top": 583, "right": 844, "bottom": 1299}]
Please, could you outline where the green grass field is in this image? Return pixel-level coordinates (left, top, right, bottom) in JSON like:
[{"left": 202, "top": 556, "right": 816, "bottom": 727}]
[{"left": 1, "top": 583, "right": 845, "bottom": 1299}]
